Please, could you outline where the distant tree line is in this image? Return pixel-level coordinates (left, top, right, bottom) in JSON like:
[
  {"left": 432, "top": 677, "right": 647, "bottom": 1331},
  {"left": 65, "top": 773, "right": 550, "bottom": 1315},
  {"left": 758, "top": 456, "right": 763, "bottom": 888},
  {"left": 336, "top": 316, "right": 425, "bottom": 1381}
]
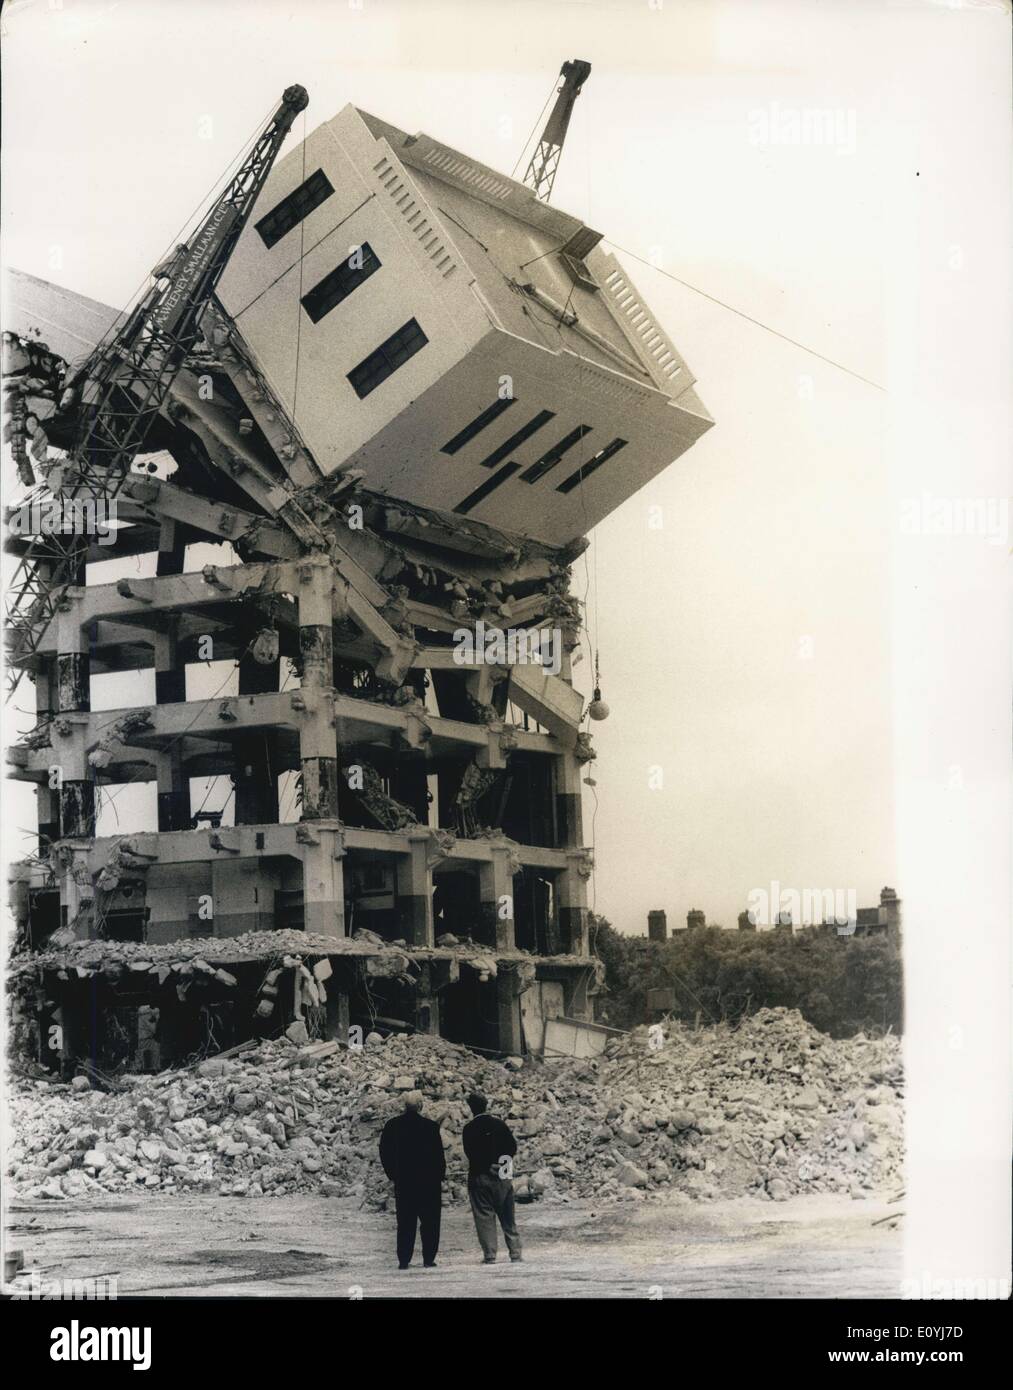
[{"left": 590, "top": 917, "right": 903, "bottom": 1038}]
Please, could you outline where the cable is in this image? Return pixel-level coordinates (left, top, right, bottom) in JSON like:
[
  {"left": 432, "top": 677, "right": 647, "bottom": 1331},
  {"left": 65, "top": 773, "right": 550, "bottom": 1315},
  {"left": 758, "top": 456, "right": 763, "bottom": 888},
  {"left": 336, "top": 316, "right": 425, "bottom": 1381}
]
[
  {"left": 85, "top": 99, "right": 277, "bottom": 365},
  {"left": 191, "top": 775, "right": 222, "bottom": 820},
  {"left": 659, "top": 958, "right": 719, "bottom": 1027},
  {"left": 228, "top": 193, "right": 375, "bottom": 323},
  {"left": 292, "top": 109, "right": 308, "bottom": 425},
  {"left": 511, "top": 78, "right": 557, "bottom": 181},
  {"left": 602, "top": 239, "right": 886, "bottom": 392},
  {"left": 517, "top": 239, "right": 575, "bottom": 271}
]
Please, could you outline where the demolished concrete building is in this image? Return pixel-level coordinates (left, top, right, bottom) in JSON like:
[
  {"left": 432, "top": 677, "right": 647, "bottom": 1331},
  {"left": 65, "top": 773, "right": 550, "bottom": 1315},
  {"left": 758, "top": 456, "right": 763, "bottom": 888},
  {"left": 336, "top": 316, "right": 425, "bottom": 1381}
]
[{"left": 4, "top": 88, "right": 712, "bottom": 1075}]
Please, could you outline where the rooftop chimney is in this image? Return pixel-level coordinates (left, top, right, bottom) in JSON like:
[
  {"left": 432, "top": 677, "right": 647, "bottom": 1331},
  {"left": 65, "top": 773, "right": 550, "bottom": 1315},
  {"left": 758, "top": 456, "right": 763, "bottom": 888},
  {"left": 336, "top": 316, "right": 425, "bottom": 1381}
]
[{"left": 647, "top": 909, "right": 667, "bottom": 941}]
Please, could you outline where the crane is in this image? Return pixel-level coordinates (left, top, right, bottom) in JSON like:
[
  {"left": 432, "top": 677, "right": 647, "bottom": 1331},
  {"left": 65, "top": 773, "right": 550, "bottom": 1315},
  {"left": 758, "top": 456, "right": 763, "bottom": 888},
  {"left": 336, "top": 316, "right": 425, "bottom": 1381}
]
[
  {"left": 522, "top": 59, "right": 591, "bottom": 203},
  {"left": 5, "top": 84, "right": 309, "bottom": 683}
]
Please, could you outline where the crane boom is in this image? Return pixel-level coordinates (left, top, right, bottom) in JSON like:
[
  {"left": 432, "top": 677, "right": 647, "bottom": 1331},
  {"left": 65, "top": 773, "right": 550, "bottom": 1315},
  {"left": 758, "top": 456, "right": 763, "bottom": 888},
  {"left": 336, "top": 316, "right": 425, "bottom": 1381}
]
[
  {"left": 5, "top": 85, "right": 308, "bottom": 678},
  {"left": 522, "top": 59, "right": 591, "bottom": 203}
]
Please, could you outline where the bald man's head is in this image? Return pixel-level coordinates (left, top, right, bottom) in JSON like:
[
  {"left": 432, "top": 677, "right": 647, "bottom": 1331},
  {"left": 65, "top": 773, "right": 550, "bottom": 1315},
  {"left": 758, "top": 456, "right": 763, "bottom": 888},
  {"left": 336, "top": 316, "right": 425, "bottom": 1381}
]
[{"left": 404, "top": 1090, "right": 425, "bottom": 1113}]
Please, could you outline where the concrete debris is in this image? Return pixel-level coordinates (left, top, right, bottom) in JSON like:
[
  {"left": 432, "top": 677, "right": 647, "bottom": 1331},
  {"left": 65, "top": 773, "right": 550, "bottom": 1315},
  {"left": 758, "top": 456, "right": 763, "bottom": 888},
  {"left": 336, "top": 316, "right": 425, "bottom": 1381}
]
[
  {"left": 6, "top": 1008, "right": 901, "bottom": 1208},
  {"left": 9, "top": 927, "right": 592, "bottom": 980}
]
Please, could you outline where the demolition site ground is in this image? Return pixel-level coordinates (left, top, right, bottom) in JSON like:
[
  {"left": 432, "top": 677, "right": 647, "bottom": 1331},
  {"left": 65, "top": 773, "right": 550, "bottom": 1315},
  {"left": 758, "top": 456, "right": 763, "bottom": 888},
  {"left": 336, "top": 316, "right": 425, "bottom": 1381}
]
[{"left": 8, "top": 1190, "right": 901, "bottom": 1299}]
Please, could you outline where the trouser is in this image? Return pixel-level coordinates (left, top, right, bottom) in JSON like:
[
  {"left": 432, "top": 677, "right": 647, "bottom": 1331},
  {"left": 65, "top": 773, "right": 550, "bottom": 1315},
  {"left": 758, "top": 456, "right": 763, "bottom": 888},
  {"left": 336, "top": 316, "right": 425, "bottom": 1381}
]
[
  {"left": 468, "top": 1173, "right": 522, "bottom": 1260},
  {"left": 394, "top": 1183, "right": 442, "bottom": 1267}
]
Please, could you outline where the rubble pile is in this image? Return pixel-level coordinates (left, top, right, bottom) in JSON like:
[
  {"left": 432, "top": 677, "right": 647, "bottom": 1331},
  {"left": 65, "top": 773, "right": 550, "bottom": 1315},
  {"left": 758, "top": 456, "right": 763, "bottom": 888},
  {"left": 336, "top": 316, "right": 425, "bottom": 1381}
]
[
  {"left": 7, "top": 1009, "right": 902, "bottom": 1207},
  {"left": 564, "top": 1006, "right": 904, "bottom": 1204}
]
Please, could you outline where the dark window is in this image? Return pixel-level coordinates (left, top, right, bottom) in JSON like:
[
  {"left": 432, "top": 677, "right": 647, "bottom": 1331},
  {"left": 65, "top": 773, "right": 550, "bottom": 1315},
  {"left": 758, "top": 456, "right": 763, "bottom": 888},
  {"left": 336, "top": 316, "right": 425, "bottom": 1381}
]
[
  {"left": 454, "top": 463, "right": 520, "bottom": 514},
  {"left": 255, "top": 169, "right": 334, "bottom": 250},
  {"left": 477, "top": 410, "right": 555, "bottom": 468},
  {"left": 441, "top": 397, "right": 517, "bottom": 454},
  {"left": 302, "top": 243, "right": 381, "bottom": 324},
  {"left": 556, "top": 438, "right": 628, "bottom": 494},
  {"left": 347, "top": 318, "right": 428, "bottom": 399},
  {"left": 521, "top": 424, "right": 593, "bottom": 483}
]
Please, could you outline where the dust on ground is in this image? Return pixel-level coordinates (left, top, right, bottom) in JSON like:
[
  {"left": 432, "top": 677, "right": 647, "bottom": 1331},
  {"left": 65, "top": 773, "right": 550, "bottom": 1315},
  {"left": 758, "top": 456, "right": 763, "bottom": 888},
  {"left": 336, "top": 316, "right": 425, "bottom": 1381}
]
[{"left": 6, "top": 1190, "right": 902, "bottom": 1298}]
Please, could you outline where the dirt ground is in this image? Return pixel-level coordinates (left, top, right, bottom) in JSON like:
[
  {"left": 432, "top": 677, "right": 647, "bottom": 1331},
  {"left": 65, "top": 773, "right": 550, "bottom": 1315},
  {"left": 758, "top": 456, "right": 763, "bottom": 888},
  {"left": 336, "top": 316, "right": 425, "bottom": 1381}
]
[{"left": 6, "top": 1191, "right": 902, "bottom": 1298}]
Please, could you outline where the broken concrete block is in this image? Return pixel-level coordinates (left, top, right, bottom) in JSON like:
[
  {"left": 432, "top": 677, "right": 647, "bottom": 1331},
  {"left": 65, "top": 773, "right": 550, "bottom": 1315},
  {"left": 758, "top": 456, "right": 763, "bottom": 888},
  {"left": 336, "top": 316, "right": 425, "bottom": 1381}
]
[
  {"left": 529, "top": 1168, "right": 555, "bottom": 1195},
  {"left": 285, "top": 1020, "right": 309, "bottom": 1045},
  {"left": 848, "top": 1121, "right": 869, "bottom": 1149}
]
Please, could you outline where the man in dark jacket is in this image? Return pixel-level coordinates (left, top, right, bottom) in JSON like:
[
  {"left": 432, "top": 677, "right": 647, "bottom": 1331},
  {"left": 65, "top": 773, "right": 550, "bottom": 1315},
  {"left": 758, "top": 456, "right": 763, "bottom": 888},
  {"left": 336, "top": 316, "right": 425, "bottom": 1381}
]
[
  {"left": 378, "top": 1091, "right": 446, "bottom": 1269},
  {"left": 462, "top": 1091, "right": 522, "bottom": 1265}
]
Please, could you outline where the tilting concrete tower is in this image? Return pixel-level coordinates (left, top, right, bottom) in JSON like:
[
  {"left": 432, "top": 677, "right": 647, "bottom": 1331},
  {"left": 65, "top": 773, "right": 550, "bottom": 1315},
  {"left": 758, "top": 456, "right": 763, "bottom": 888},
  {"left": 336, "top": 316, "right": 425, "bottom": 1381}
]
[{"left": 5, "top": 96, "right": 711, "bottom": 1071}]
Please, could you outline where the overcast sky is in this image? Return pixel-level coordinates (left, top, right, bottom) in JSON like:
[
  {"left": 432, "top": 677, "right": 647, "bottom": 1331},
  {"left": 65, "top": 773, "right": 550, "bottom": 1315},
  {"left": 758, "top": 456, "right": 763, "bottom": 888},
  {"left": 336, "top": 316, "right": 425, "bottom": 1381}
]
[{"left": 2, "top": 0, "right": 1007, "bottom": 938}]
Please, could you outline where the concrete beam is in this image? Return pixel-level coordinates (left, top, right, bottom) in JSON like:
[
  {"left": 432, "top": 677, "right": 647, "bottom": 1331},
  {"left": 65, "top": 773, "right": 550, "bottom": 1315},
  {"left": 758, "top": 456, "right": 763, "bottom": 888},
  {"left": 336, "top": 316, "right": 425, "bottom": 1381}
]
[
  {"left": 507, "top": 664, "right": 583, "bottom": 747},
  {"left": 12, "top": 692, "right": 564, "bottom": 784},
  {"left": 121, "top": 475, "right": 301, "bottom": 558},
  {"left": 68, "top": 819, "right": 574, "bottom": 881}
]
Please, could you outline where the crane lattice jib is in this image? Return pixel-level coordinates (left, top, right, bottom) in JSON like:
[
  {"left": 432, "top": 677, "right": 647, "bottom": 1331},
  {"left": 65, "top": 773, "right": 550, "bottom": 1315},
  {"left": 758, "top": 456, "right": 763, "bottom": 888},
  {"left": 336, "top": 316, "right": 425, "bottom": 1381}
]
[
  {"left": 523, "top": 60, "right": 591, "bottom": 204},
  {"left": 5, "top": 85, "right": 308, "bottom": 678}
]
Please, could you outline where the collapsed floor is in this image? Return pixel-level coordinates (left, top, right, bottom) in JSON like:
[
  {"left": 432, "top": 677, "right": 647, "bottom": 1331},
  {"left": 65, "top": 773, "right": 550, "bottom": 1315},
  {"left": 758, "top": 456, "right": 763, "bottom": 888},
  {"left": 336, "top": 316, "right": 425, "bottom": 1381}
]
[
  {"left": 7, "top": 1007, "right": 903, "bottom": 1208},
  {"left": 6, "top": 926, "right": 600, "bottom": 1074}
]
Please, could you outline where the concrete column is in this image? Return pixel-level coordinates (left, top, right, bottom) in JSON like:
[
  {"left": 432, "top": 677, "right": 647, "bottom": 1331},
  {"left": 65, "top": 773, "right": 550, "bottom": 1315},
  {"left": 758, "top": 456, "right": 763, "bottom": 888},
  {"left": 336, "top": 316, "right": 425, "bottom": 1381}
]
[
  {"left": 154, "top": 620, "right": 186, "bottom": 704},
  {"left": 59, "top": 848, "right": 94, "bottom": 939},
  {"left": 155, "top": 516, "right": 187, "bottom": 577},
  {"left": 479, "top": 847, "right": 515, "bottom": 951},
  {"left": 233, "top": 735, "right": 280, "bottom": 825},
  {"left": 298, "top": 557, "right": 337, "bottom": 819},
  {"left": 55, "top": 589, "right": 89, "bottom": 713},
  {"left": 396, "top": 837, "right": 434, "bottom": 946},
  {"left": 496, "top": 972, "right": 524, "bottom": 1056},
  {"left": 325, "top": 987, "right": 351, "bottom": 1043},
  {"left": 34, "top": 662, "right": 59, "bottom": 850},
  {"left": 301, "top": 824, "right": 346, "bottom": 939},
  {"left": 558, "top": 853, "right": 590, "bottom": 956},
  {"left": 298, "top": 557, "right": 333, "bottom": 686},
  {"left": 53, "top": 591, "right": 95, "bottom": 838},
  {"left": 155, "top": 751, "right": 189, "bottom": 832},
  {"left": 154, "top": 617, "right": 188, "bottom": 829},
  {"left": 415, "top": 962, "right": 440, "bottom": 1036},
  {"left": 554, "top": 750, "right": 584, "bottom": 848},
  {"left": 234, "top": 644, "right": 280, "bottom": 826}
]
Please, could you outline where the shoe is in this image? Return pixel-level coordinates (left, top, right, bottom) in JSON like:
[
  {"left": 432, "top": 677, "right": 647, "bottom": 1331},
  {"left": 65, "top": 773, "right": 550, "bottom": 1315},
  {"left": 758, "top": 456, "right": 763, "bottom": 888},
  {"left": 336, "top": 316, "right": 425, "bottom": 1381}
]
[
  {"left": 510, "top": 1255, "right": 523, "bottom": 1263},
  {"left": 398, "top": 1264, "right": 411, "bottom": 1270},
  {"left": 482, "top": 1257, "right": 497, "bottom": 1265},
  {"left": 422, "top": 1263, "right": 437, "bottom": 1270}
]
